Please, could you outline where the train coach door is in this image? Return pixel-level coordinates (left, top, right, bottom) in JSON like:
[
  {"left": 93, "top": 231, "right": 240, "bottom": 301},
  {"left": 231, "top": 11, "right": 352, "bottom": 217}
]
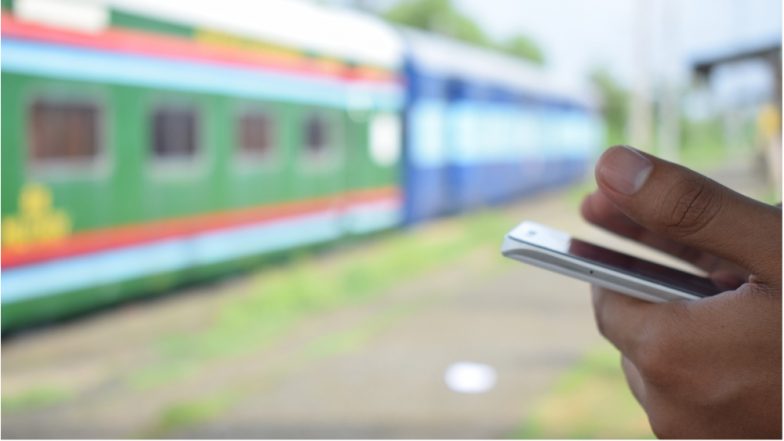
[
  {"left": 344, "top": 85, "right": 404, "bottom": 237},
  {"left": 403, "top": 71, "right": 452, "bottom": 224},
  {"left": 343, "top": 97, "right": 369, "bottom": 237},
  {"left": 446, "top": 78, "right": 487, "bottom": 213},
  {"left": 289, "top": 106, "right": 347, "bottom": 244}
]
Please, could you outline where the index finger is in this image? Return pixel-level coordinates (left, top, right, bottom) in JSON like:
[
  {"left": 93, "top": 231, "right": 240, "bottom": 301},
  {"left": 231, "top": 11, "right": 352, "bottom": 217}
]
[
  {"left": 594, "top": 146, "right": 781, "bottom": 283},
  {"left": 581, "top": 190, "right": 716, "bottom": 270}
]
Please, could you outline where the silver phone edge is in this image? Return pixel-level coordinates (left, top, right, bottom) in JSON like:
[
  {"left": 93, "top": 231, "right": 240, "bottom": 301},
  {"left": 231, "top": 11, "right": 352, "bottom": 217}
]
[{"left": 501, "top": 235, "right": 702, "bottom": 303}]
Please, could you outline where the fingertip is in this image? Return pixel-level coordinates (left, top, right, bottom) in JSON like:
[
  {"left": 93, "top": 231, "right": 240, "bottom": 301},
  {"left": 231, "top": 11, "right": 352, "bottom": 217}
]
[
  {"left": 594, "top": 145, "right": 634, "bottom": 180},
  {"left": 596, "top": 145, "right": 654, "bottom": 197},
  {"left": 581, "top": 190, "right": 620, "bottom": 226},
  {"left": 598, "top": 145, "right": 633, "bottom": 158}
]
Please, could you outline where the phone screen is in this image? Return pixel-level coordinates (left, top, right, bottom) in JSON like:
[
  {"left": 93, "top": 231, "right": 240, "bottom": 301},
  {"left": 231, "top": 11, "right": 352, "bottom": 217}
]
[
  {"left": 565, "top": 238, "right": 722, "bottom": 297},
  {"left": 514, "top": 224, "right": 724, "bottom": 298}
]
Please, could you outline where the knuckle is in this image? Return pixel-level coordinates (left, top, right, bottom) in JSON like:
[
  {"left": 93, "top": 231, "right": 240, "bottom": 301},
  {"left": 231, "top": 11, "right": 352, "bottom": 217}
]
[{"left": 659, "top": 176, "right": 722, "bottom": 238}]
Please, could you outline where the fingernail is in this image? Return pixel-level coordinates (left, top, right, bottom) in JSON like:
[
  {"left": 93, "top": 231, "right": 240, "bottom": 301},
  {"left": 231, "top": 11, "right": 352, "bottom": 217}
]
[{"left": 597, "top": 146, "right": 653, "bottom": 195}]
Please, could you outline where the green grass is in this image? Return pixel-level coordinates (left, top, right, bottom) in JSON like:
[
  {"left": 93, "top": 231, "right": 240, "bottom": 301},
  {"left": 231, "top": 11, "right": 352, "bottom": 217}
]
[
  {"left": 515, "top": 342, "right": 654, "bottom": 439},
  {"left": 302, "top": 300, "right": 424, "bottom": 360},
  {"left": 142, "top": 299, "right": 431, "bottom": 436},
  {"left": 142, "top": 391, "right": 239, "bottom": 438},
  {"left": 130, "top": 209, "right": 522, "bottom": 435},
  {"left": 141, "top": 253, "right": 477, "bottom": 436},
  {"left": 128, "top": 210, "right": 517, "bottom": 390},
  {"left": 2, "top": 386, "right": 73, "bottom": 413}
]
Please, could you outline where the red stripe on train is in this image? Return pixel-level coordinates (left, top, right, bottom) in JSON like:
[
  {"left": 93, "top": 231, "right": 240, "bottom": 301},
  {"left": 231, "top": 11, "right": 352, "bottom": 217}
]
[
  {"left": 1, "top": 187, "right": 401, "bottom": 269},
  {"left": 0, "top": 13, "right": 402, "bottom": 85}
]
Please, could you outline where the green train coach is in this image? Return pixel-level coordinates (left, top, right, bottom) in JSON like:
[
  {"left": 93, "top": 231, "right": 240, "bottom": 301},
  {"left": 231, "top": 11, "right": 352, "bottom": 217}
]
[{"left": 1, "top": 0, "right": 406, "bottom": 330}]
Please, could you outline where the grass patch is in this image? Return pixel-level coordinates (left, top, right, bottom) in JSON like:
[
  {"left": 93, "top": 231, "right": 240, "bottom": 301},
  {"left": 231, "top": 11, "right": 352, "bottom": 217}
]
[
  {"left": 128, "top": 209, "right": 517, "bottom": 389},
  {"left": 143, "top": 281, "right": 440, "bottom": 436},
  {"left": 515, "top": 342, "right": 653, "bottom": 439},
  {"left": 129, "top": 360, "right": 202, "bottom": 390},
  {"left": 2, "top": 386, "right": 73, "bottom": 413},
  {"left": 143, "top": 391, "right": 238, "bottom": 438},
  {"left": 303, "top": 299, "right": 426, "bottom": 361},
  {"left": 131, "top": 194, "right": 573, "bottom": 436}
]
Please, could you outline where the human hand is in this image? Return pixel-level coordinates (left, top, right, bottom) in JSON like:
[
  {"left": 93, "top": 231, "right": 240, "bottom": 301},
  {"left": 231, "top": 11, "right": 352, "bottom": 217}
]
[{"left": 581, "top": 145, "right": 782, "bottom": 438}]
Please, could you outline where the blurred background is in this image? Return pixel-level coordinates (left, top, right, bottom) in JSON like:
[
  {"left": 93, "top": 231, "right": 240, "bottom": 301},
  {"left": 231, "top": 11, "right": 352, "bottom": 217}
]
[{"left": 1, "top": 0, "right": 780, "bottom": 438}]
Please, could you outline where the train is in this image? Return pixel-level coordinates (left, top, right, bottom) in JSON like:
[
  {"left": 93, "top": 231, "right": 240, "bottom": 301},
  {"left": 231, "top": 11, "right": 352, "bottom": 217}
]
[{"left": 1, "top": 0, "right": 603, "bottom": 330}]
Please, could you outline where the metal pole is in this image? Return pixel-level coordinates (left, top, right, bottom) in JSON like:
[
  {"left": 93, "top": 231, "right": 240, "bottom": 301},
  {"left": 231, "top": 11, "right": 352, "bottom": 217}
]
[
  {"left": 656, "top": 0, "right": 680, "bottom": 162},
  {"left": 628, "top": 0, "right": 654, "bottom": 151}
]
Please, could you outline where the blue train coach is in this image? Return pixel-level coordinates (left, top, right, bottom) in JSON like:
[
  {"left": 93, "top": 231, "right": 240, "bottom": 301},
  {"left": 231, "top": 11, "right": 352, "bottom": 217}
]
[{"left": 400, "top": 29, "right": 604, "bottom": 224}]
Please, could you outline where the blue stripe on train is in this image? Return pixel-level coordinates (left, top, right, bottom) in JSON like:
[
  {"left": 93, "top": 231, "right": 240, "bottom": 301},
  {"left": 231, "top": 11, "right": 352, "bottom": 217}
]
[
  {"left": 1, "top": 39, "right": 404, "bottom": 110},
  {"left": 2, "top": 203, "right": 401, "bottom": 304}
]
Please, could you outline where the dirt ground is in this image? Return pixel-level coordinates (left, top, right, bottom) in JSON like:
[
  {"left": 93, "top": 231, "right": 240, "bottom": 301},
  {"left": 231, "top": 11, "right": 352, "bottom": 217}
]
[{"left": 1, "top": 160, "right": 770, "bottom": 439}]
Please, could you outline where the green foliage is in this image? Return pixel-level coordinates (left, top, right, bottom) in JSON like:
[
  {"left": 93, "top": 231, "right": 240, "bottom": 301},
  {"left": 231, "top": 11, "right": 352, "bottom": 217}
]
[
  {"left": 383, "top": 0, "right": 544, "bottom": 64},
  {"left": 384, "top": 0, "right": 490, "bottom": 47},
  {"left": 589, "top": 67, "right": 629, "bottom": 147},
  {"left": 678, "top": 117, "right": 730, "bottom": 170},
  {"left": 502, "top": 35, "right": 545, "bottom": 65},
  {"left": 588, "top": 68, "right": 748, "bottom": 169}
]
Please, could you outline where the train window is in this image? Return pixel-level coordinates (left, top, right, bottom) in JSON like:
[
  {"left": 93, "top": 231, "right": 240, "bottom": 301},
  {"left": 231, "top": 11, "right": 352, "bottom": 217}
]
[
  {"left": 28, "top": 99, "right": 100, "bottom": 163},
  {"left": 303, "top": 112, "right": 330, "bottom": 157},
  {"left": 369, "top": 113, "right": 401, "bottom": 166},
  {"left": 151, "top": 106, "right": 198, "bottom": 159},
  {"left": 237, "top": 111, "right": 274, "bottom": 158}
]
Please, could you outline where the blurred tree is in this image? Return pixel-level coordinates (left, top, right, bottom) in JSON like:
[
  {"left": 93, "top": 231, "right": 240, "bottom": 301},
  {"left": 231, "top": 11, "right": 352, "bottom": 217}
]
[
  {"left": 309, "top": 0, "right": 539, "bottom": 65},
  {"left": 383, "top": 0, "right": 544, "bottom": 64},
  {"left": 343, "top": 0, "right": 378, "bottom": 13},
  {"left": 383, "top": 0, "right": 491, "bottom": 47},
  {"left": 502, "top": 34, "right": 545, "bottom": 65},
  {"left": 590, "top": 67, "right": 630, "bottom": 146}
]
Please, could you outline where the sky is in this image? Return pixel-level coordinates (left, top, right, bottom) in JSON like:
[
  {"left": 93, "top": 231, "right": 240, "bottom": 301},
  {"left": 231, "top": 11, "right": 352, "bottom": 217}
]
[
  {"left": 452, "top": 0, "right": 781, "bottom": 88},
  {"left": 326, "top": 0, "right": 781, "bottom": 95}
]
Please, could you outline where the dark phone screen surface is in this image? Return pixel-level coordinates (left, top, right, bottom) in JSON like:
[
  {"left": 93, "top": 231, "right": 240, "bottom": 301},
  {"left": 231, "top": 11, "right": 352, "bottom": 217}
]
[{"left": 564, "top": 238, "right": 723, "bottom": 298}]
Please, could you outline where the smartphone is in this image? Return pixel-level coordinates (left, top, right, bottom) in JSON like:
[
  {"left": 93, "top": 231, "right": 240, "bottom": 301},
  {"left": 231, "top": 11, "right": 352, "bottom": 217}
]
[{"left": 501, "top": 220, "right": 724, "bottom": 303}]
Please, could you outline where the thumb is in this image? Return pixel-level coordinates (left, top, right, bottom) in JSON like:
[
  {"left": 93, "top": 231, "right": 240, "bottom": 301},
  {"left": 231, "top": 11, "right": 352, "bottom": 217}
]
[{"left": 594, "top": 145, "right": 781, "bottom": 284}]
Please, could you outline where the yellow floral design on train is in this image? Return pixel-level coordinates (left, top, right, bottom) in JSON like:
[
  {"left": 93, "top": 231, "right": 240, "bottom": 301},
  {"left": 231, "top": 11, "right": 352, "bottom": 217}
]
[{"left": 2, "top": 184, "right": 72, "bottom": 248}]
